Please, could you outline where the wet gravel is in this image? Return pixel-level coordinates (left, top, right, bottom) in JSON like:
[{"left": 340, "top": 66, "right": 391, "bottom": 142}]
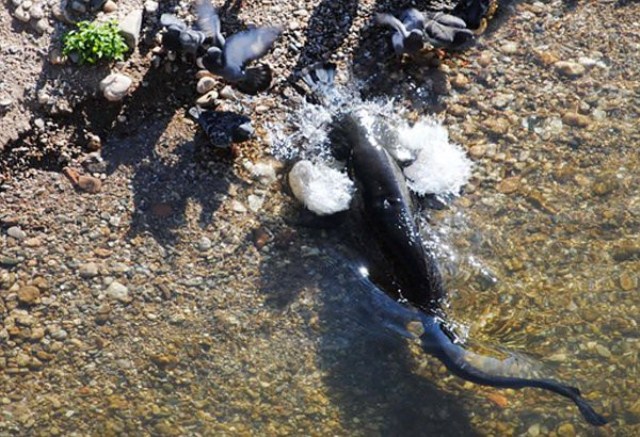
[{"left": 1, "top": 0, "right": 639, "bottom": 435}]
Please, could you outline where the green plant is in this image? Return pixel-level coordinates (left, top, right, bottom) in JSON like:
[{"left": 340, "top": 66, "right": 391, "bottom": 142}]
[{"left": 62, "top": 20, "right": 129, "bottom": 65}]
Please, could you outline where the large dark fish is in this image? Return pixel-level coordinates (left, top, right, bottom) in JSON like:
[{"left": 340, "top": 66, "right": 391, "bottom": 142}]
[{"left": 328, "top": 108, "right": 607, "bottom": 426}]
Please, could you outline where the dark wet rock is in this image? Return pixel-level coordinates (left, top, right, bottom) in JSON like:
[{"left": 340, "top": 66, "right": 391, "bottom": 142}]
[{"left": 189, "top": 107, "right": 253, "bottom": 148}]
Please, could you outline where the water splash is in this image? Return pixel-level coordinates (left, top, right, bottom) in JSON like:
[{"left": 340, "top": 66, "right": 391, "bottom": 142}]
[{"left": 269, "top": 79, "right": 471, "bottom": 199}]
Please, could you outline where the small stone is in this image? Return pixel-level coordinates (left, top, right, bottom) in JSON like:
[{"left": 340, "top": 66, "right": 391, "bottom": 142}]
[
  {"left": 100, "top": 73, "right": 133, "bottom": 102},
  {"left": 197, "top": 237, "right": 212, "bottom": 251},
  {"left": 16, "top": 353, "right": 31, "bottom": 368},
  {"left": 219, "top": 86, "right": 236, "bottom": 100},
  {"left": 37, "top": 90, "right": 50, "bottom": 105},
  {"left": 556, "top": 423, "right": 575, "bottom": 437},
  {"left": 595, "top": 344, "right": 611, "bottom": 358},
  {"left": 119, "top": 9, "right": 143, "bottom": 49},
  {"left": 252, "top": 227, "right": 271, "bottom": 250},
  {"left": 30, "top": 327, "right": 45, "bottom": 341},
  {"left": 17, "top": 286, "right": 40, "bottom": 305},
  {"left": 29, "top": 3, "right": 44, "bottom": 19},
  {"left": 7, "top": 226, "right": 27, "bottom": 240},
  {"left": 477, "top": 51, "right": 492, "bottom": 67},
  {"left": 592, "top": 174, "right": 618, "bottom": 196},
  {"left": 497, "top": 177, "right": 520, "bottom": 194},
  {"left": 48, "top": 326, "right": 68, "bottom": 341},
  {"left": 14, "top": 8, "right": 30, "bottom": 23},
  {"left": 77, "top": 175, "right": 102, "bottom": 193},
  {"left": 247, "top": 195, "right": 264, "bottom": 212},
  {"left": 527, "top": 423, "right": 540, "bottom": 437},
  {"left": 196, "top": 76, "right": 216, "bottom": 94},
  {"left": 86, "top": 133, "right": 102, "bottom": 151},
  {"left": 144, "top": 0, "right": 158, "bottom": 13},
  {"left": 0, "top": 98, "right": 13, "bottom": 108},
  {"left": 102, "top": 0, "right": 117, "bottom": 13},
  {"left": 484, "top": 117, "right": 510, "bottom": 135},
  {"left": 554, "top": 61, "right": 586, "bottom": 77},
  {"left": 79, "top": 262, "right": 99, "bottom": 278},
  {"left": 533, "top": 49, "right": 559, "bottom": 66},
  {"left": 469, "top": 144, "right": 487, "bottom": 159},
  {"left": 562, "top": 112, "right": 590, "bottom": 128},
  {"left": 231, "top": 200, "right": 247, "bottom": 213},
  {"left": 106, "top": 281, "right": 130, "bottom": 303},
  {"left": 450, "top": 73, "right": 469, "bottom": 89},
  {"left": 196, "top": 90, "right": 219, "bottom": 108},
  {"left": 499, "top": 41, "right": 518, "bottom": 55},
  {"left": 619, "top": 272, "right": 637, "bottom": 291}
]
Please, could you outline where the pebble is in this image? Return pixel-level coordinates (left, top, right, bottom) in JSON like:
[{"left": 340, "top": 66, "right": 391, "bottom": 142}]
[
  {"left": 552, "top": 424, "right": 576, "bottom": 437},
  {"left": 527, "top": 423, "right": 540, "bottom": 437},
  {"left": 144, "top": 0, "right": 158, "bottom": 13},
  {"left": 119, "top": 9, "right": 143, "bottom": 49},
  {"left": 497, "top": 177, "right": 520, "bottom": 194},
  {"left": 247, "top": 195, "right": 264, "bottom": 212},
  {"left": 103, "top": 0, "right": 117, "bottom": 13},
  {"left": 17, "top": 286, "right": 40, "bottom": 305},
  {"left": 499, "top": 41, "right": 518, "bottom": 55},
  {"left": 554, "top": 61, "right": 586, "bottom": 77},
  {"left": 14, "top": 8, "right": 30, "bottom": 23},
  {"left": 196, "top": 77, "right": 216, "bottom": 94},
  {"left": 7, "top": 226, "right": 27, "bottom": 240},
  {"left": 195, "top": 90, "right": 218, "bottom": 108},
  {"left": 106, "top": 281, "right": 130, "bottom": 302},
  {"left": 219, "top": 86, "right": 236, "bottom": 100},
  {"left": 0, "top": 98, "right": 13, "bottom": 108},
  {"left": 79, "top": 262, "right": 99, "bottom": 278},
  {"left": 469, "top": 144, "right": 487, "bottom": 159},
  {"left": 562, "top": 112, "right": 590, "bottom": 128},
  {"left": 197, "top": 237, "right": 212, "bottom": 251},
  {"left": 33, "top": 18, "right": 49, "bottom": 34},
  {"left": 619, "top": 272, "right": 637, "bottom": 291},
  {"left": 29, "top": 3, "right": 43, "bottom": 19},
  {"left": 100, "top": 73, "right": 132, "bottom": 102},
  {"left": 77, "top": 175, "right": 102, "bottom": 193},
  {"left": 48, "top": 326, "right": 68, "bottom": 341}
]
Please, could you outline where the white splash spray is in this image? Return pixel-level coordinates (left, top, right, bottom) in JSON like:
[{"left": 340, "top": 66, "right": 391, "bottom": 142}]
[
  {"left": 398, "top": 119, "right": 472, "bottom": 196},
  {"left": 270, "top": 77, "right": 471, "bottom": 213},
  {"left": 288, "top": 160, "right": 354, "bottom": 215}
]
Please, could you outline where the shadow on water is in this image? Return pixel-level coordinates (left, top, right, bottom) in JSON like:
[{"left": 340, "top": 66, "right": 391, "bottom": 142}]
[{"left": 258, "top": 223, "right": 478, "bottom": 435}]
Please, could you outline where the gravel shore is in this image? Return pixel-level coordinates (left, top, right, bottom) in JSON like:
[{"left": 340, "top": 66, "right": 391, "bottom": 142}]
[{"left": 1, "top": 0, "right": 639, "bottom": 435}]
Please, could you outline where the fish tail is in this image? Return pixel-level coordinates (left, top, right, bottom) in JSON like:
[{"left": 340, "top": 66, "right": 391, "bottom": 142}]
[{"left": 419, "top": 315, "right": 608, "bottom": 426}]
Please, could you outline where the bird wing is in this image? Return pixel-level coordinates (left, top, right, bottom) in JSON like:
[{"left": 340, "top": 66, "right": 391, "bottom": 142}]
[
  {"left": 432, "top": 12, "right": 468, "bottom": 29},
  {"left": 375, "top": 13, "right": 408, "bottom": 37},
  {"left": 400, "top": 9, "right": 426, "bottom": 31},
  {"left": 223, "top": 27, "right": 282, "bottom": 69},
  {"left": 425, "top": 21, "right": 455, "bottom": 44},
  {"left": 160, "top": 13, "right": 187, "bottom": 31},
  {"left": 195, "top": 0, "right": 225, "bottom": 46}
]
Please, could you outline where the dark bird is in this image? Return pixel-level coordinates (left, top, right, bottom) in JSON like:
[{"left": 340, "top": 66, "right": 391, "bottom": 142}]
[
  {"left": 423, "top": 12, "right": 475, "bottom": 51},
  {"left": 375, "top": 8, "right": 426, "bottom": 55},
  {"left": 188, "top": 106, "right": 253, "bottom": 148},
  {"left": 195, "top": 0, "right": 282, "bottom": 95},
  {"left": 160, "top": 13, "right": 211, "bottom": 58}
]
